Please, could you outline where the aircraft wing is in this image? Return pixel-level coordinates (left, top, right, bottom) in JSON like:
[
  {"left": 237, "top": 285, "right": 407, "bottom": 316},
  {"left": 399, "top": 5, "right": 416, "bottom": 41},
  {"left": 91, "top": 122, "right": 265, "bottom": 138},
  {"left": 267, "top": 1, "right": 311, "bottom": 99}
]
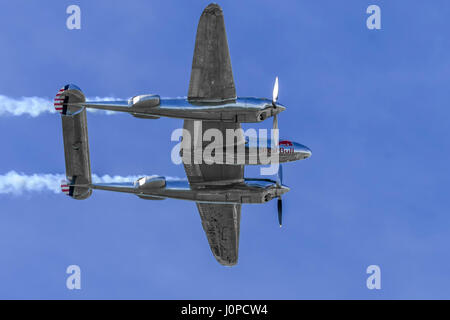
[
  {"left": 183, "top": 120, "right": 244, "bottom": 266},
  {"left": 188, "top": 3, "right": 236, "bottom": 102},
  {"left": 196, "top": 203, "right": 241, "bottom": 266},
  {"left": 184, "top": 4, "right": 243, "bottom": 266}
]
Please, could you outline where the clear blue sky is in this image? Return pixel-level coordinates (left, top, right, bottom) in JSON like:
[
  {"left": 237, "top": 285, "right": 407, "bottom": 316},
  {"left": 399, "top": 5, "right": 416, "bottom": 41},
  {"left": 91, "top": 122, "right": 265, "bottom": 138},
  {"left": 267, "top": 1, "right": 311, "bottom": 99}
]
[{"left": 0, "top": 0, "right": 449, "bottom": 299}]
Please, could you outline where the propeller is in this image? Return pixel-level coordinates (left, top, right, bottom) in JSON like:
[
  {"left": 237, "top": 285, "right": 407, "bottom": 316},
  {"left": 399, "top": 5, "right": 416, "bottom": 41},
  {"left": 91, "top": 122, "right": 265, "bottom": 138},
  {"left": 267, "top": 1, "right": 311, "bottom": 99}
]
[
  {"left": 272, "top": 76, "right": 279, "bottom": 106},
  {"left": 272, "top": 76, "right": 283, "bottom": 227},
  {"left": 278, "top": 198, "right": 282, "bottom": 227},
  {"left": 272, "top": 77, "right": 279, "bottom": 148},
  {"left": 276, "top": 164, "right": 283, "bottom": 227}
]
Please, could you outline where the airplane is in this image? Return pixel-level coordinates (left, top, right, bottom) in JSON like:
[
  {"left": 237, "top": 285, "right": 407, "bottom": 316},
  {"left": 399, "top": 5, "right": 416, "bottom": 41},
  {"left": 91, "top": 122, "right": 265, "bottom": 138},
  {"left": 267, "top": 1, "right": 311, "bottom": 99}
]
[{"left": 56, "top": 3, "right": 311, "bottom": 266}]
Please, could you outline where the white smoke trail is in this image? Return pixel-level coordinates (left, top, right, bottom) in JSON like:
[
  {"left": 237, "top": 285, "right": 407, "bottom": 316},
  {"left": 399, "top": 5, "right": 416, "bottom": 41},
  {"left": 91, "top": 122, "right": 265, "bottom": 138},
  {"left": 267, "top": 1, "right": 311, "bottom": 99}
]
[
  {"left": 0, "top": 171, "right": 66, "bottom": 194},
  {"left": 0, "top": 95, "right": 122, "bottom": 117},
  {"left": 0, "top": 171, "right": 183, "bottom": 195}
]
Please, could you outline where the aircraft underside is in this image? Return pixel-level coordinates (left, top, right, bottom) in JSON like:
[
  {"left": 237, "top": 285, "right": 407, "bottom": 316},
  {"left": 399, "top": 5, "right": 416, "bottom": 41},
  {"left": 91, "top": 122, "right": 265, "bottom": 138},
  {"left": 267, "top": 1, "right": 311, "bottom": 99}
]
[{"left": 56, "top": 3, "right": 311, "bottom": 266}]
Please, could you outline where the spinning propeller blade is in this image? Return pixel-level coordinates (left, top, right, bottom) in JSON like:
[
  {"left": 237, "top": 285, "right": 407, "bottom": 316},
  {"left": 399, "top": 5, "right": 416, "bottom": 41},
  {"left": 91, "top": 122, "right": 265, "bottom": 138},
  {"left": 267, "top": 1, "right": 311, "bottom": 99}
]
[
  {"left": 278, "top": 198, "right": 283, "bottom": 227},
  {"left": 272, "top": 76, "right": 279, "bottom": 105},
  {"left": 272, "top": 77, "right": 280, "bottom": 149},
  {"left": 272, "top": 77, "right": 284, "bottom": 227},
  {"left": 276, "top": 164, "right": 284, "bottom": 227}
]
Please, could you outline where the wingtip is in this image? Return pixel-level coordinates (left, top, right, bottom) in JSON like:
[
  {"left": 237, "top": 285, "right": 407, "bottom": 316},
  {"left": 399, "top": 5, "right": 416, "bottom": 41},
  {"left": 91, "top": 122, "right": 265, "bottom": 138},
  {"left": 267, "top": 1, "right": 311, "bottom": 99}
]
[
  {"left": 204, "top": 3, "right": 222, "bottom": 15},
  {"left": 214, "top": 253, "right": 238, "bottom": 267}
]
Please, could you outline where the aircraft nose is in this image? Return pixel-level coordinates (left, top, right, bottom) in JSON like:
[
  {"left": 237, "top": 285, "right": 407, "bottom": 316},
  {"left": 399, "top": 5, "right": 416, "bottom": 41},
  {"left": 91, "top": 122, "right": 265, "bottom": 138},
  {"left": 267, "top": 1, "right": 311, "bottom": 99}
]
[
  {"left": 301, "top": 146, "right": 312, "bottom": 159},
  {"left": 294, "top": 143, "right": 312, "bottom": 159}
]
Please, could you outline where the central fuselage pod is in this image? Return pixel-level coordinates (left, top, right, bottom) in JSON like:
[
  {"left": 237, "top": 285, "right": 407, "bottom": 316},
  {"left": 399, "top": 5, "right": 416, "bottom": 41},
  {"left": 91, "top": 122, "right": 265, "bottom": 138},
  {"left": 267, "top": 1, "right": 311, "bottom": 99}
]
[{"left": 195, "top": 137, "right": 312, "bottom": 165}]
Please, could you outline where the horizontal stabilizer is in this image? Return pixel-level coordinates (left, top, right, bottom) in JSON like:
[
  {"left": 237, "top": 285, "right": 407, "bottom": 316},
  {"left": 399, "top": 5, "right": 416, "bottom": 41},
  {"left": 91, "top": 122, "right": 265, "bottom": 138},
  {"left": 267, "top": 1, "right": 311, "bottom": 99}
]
[{"left": 58, "top": 84, "right": 92, "bottom": 200}]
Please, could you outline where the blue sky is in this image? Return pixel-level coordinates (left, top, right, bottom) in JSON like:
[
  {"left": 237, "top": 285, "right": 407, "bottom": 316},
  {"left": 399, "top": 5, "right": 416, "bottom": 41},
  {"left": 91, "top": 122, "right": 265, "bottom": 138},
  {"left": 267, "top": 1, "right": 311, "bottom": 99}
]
[{"left": 0, "top": 0, "right": 449, "bottom": 299}]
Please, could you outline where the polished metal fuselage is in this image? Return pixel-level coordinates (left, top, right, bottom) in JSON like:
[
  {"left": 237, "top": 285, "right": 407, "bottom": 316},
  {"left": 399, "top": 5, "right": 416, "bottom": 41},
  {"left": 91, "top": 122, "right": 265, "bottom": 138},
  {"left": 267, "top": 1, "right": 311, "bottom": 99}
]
[
  {"left": 84, "top": 96, "right": 286, "bottom": 123},
  {"left": 196, "top": 138, "right": 312, "bottom": 165},
  {"left": 84, "top": 96, "right": 311, "bottom": 164},
  {"left": 90, "top": 178, "right": 289, "bottom": 204}
]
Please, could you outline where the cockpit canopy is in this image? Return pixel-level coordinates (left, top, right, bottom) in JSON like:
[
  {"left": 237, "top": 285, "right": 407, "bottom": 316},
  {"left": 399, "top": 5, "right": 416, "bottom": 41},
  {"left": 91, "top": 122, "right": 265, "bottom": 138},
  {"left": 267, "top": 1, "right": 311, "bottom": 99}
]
[
  {"left": 135, "top": 176, "right": 166, "bottom": 189},
  {"left": 130, "top": 94, "right": 160, "bottom": 109}
]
